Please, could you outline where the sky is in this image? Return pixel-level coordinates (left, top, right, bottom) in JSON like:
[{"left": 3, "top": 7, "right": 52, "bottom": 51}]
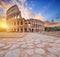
[{"left": 0, "top": 0, "right": 60, "bottom": 22}]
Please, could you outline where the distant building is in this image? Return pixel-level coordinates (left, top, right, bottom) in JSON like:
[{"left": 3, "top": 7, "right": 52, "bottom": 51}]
[
  {"left": 44, "top": 21, "right": 60, "bottom": 27},
  {"left": 6, "top": 5, "right": 44, "bottom": 32}
]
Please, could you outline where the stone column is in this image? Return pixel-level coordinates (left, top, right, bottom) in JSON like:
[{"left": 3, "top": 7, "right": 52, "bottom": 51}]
[{"left": 23, "top": 28, "right": 25, "bottom": 32}]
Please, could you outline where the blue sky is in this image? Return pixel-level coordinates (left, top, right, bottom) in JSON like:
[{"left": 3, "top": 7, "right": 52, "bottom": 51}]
[
  {"left": 26, "top": 0, "right": 60, "bottom": 22},
  {"left": 0, "top": 0, "right": 60, "bottom": 22}
]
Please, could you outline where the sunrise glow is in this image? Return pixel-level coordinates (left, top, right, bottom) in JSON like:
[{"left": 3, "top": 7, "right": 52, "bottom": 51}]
[{"left": 0, "top": 21, "right": 8, "bottom": 29}]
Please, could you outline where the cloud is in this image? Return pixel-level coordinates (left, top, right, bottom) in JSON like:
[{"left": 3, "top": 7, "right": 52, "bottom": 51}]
[
  {"left": 19, "top": 0, "right": 26, "bottom": 3},
  {"left": 25, "top": 2, "right": 28, "bottom": 6},
  {"left": 0, "top": 0, "right": 35, "bottom": 19},
  {"left": 17, "top": 0, "right": 26, "bottom": 6},
  {"left": 34, "top": 13, "right": 44, "bottom": 21},
  {"left": 0, "top": 0, "right": 44, "bottom": 20},
  {"left": 17, "top": 3, "right": 35, "bottom": 19},
  {"left": 0, "top": 0, "right": 13, "bottom": 17}
]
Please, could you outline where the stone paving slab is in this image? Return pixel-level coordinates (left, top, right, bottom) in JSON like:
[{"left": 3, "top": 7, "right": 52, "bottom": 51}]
[{"left": 0, "top": 33, "right": 60, "bottom": 57}]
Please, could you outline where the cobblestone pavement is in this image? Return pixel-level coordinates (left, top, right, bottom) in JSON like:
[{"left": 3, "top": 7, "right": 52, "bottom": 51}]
[{"left": 0, "top": 33, "right": 60, "bottom": 57}]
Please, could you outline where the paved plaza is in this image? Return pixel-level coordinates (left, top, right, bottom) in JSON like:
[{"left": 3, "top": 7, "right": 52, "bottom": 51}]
[{"left": 0, "top": 33, "right": 60, "bottom": 57}]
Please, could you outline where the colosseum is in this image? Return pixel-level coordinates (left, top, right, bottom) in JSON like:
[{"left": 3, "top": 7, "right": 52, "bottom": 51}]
[{"left": 6, "top": 5, "right": 44, "bottom": 32}]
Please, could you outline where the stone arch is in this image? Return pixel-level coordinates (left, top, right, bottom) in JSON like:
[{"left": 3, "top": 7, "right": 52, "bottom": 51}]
[
  {"left": 24, "top": 28, "right": 27, "bottom": 32},
  {"left": 32, "top": 29, "right": 34, "bottom": 32},
  {"left": 21, "top": 28, "right": 23, "bottom": 32},
  {"left": 17, "top": 21, "right": 19, "bottom": 25},
  {"left": 21, "top": 20, "right": 23, "bottom": 25},
  {"left": 29, "top": 28, "right": 31, "bottom": 32},
  {"left": 17, "top": 28, "right": 19, "bottom": 32}
]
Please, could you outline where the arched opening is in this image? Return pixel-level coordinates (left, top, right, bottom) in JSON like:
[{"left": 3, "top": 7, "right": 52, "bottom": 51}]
[
  {"left": 21, "top": 21, "right": 23, "bottom": 25},
  {"left": 17, "top": 28, "right": 19, "bottom": 32},
  {"left": 29, "top": 28, "right": 31, "bottom": 32},
  {"left": 24, "top": 28, "right": 27, "bottom": 32},
  {"left": 32, "top": 29, "right": 34, "bottom": 32},
  {"left": 17, "top": 21, "right": 19, "bottom": 25},
  {"left": 21, "top": 28, "right": 23, "bottom": 32}
]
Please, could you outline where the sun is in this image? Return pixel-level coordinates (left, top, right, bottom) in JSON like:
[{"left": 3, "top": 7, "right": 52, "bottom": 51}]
[
  {"left": 38, "top": 16, "right": 43, "bottom": 20},
  {"left": 0, "top": 21, "right": 8, "bottom": 29},
  {"left": 2, "top": 23, "right": 8, "bottom": 28}
]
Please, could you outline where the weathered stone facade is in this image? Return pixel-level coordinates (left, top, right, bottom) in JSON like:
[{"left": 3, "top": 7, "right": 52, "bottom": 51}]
[{"left": 6, "top": 5, "right": 44, "bottom": 32}]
